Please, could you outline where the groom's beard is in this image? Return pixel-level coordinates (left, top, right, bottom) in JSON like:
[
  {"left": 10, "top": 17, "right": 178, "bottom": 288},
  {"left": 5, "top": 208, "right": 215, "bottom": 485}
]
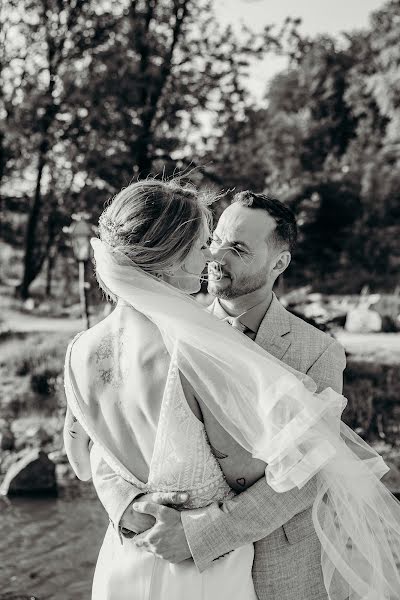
[{"left": 208, "top": 262, "right": 268, "bottom": 299}]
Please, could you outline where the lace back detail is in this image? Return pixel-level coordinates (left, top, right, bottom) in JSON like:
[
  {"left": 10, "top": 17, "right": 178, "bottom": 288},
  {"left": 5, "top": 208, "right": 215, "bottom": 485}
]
[{"left": 147, "top": 359, "right": 233, "bottom": 508}]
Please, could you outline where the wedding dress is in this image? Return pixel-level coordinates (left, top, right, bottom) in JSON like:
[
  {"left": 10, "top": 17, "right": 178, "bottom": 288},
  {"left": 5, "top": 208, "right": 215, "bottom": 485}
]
[{"left": 65, "top": 333, "right": 257, "bottom": 600}]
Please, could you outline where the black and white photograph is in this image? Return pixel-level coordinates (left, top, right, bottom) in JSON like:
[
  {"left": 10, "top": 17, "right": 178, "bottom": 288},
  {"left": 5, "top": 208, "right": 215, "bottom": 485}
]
[{"left": 1, "top": 0, "right": 400, "bottom": 598}]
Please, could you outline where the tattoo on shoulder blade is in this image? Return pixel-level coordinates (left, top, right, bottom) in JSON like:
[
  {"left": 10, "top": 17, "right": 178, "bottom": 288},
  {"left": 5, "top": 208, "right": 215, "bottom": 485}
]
[
  {"left": 92, "top": 329, "right": 127, "bottom": 388},
  {"left": 210, "top": 444, "right": 228, "bottom": 459},
  {"left": 94, "top": 333, "right": 116, "bottom": 363},
  {"left": 236, "top": 478, "right": 246, "bottom": 487}
]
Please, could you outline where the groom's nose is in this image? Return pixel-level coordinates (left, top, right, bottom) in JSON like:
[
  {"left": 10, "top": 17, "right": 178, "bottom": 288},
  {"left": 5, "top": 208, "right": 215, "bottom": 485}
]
[{"left": 209, "top": 245, "right": 227, "bottom": 264}]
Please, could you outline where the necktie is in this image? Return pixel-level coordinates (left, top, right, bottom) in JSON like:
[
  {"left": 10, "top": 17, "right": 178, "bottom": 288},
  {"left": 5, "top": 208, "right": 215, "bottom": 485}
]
[{"left": 224, "top": 316, "right": 247, "bottom": 333}]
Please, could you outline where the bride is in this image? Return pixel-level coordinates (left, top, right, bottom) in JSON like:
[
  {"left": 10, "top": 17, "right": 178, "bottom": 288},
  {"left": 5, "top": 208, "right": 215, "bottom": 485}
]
[{"left": 64, "top": 178, "right": 400, "bottom": 600}]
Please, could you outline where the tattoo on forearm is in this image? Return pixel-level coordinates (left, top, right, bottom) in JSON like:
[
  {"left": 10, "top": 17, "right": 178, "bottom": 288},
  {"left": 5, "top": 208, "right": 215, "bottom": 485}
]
[
  {"left": 210, "top": 444, "right": 228, "bottom": 459},
  {"left": 236, "top": 478, "right": 246, "bottom": 487}
]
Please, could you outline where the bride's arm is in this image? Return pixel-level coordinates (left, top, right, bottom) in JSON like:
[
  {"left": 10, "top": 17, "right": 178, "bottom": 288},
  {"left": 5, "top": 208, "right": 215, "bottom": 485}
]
[
  {"left": 180, "top": 375, "right": 266, "bottom": 492},
  {"left": 63, "top": 406, "right": 92, "bottom": 481},
  {"left": 207, "top": 428, "right": 266, "bottom": 493},
  {"left": 200, "top": 401, "right": 267, "bottom": 492}
]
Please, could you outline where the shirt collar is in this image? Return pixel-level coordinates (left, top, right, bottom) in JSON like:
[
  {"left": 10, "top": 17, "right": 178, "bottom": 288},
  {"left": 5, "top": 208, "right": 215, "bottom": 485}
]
[{"left": 212, "top": 296, "right": 272, "bottom": 334}]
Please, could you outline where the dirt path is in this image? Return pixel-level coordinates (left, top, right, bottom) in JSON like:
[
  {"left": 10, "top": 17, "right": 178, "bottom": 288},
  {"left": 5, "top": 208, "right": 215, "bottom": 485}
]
[
  {"left": 336, "top": 331, "right": 400, "bottom": 362},
  {"left": 2, "top": 308, "right": 100, "bottom": 334},
  {"left": 3, "top": 304, "right": 400, "bottom": 359}
]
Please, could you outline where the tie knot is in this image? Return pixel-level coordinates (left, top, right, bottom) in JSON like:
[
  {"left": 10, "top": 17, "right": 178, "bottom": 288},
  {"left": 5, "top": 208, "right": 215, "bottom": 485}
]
[{"left": 224, "top": 316, "right": 246, "bottom": 333}]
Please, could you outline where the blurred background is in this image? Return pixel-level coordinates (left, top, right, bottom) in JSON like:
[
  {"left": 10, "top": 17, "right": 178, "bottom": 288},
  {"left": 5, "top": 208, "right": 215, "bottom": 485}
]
[{"left": 1, "top": 0, "right": 400, "bottom": 598}]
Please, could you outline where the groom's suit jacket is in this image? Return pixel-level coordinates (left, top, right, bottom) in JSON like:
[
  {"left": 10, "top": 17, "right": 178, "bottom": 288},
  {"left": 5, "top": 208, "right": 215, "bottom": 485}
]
[
  {"left": 181, "top": 295, "right": 346, "bottom": 600},
  {"left": 91, "top": 294, "right": 346, "bottom": 600}
]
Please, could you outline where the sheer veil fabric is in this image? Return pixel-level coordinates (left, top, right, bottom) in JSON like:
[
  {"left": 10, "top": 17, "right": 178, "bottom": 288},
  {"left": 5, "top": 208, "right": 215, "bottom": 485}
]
[{"left": 65, "top": 238, "right": 400, "bottom": 600}]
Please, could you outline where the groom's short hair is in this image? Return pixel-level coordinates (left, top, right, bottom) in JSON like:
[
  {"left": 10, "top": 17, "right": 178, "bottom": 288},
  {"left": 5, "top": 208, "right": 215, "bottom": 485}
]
[{"left": 232, "top": 191, "right": 297, "bottom": 253}]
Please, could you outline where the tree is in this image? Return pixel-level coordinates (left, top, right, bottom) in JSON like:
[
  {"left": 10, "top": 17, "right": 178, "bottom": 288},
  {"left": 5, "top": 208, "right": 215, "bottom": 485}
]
[
  {"left": 6, "top": 0, "right": 288, "bottom": 297},
  {"left": 0, "top": 0, "right": 31, "bottom": 230},
  {"left": 11, "top": 0, "right": 116, "bottom": 298},
  {"left": 68, "top": 1, "right": 286, "bottom": 191},
  {"left": 208, "top": 2, "right": 400, "bottom": 292}
]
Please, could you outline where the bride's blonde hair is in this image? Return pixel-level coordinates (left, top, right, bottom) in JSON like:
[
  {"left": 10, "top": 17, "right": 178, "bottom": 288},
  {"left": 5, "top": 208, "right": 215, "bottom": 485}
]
[{"left": 97, "top": 178, "right": 213, "bottom": 301}]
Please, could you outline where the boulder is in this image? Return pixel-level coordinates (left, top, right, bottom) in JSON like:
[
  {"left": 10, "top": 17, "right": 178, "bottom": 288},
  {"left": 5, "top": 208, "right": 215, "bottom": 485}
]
[{"left": 0, "top": 448, "right": 57, "bottom": 497}]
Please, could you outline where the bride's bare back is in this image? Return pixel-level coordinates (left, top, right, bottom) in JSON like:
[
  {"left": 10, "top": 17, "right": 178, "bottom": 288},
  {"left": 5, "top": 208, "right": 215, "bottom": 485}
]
[{"left": 68, "top": 303, "right": 171, "bottom": 483}]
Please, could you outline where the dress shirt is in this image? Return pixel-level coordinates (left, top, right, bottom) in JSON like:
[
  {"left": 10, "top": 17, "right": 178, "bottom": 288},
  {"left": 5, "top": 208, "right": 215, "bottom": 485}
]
[{"left": 211, "top": 296, "right": 273, "bottom": 340}]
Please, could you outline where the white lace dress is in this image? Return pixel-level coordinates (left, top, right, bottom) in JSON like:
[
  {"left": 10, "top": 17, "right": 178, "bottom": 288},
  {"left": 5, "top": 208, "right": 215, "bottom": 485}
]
[{"left": 90, "top": 361, "right": 257, "bottom": 600}]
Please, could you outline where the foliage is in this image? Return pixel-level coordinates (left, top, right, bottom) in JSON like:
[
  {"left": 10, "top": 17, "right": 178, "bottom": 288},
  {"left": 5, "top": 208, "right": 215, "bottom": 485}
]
[
  {"left": 343, "top": 359, "right": 400, "bottom": 444},
  {"left": 206, "top": 1, "right": 400, "bottom": 293},
  {"left": 0, "top": 332, "right": 70, "bottom": 417},
  {"left": 1, "top": 0, "right": 289, "bottom": 297},
  {"left": 1, "top": 1, "right": 400, "bottom": 295}
]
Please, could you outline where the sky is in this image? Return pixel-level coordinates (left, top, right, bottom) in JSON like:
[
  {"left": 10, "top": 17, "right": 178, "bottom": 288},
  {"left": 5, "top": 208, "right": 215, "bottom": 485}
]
[{"left": 214, "top": 0, "right": 387, "bottom": 102}]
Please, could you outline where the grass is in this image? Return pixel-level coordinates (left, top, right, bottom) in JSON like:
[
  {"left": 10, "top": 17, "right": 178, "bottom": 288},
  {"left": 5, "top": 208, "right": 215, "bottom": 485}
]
[
  {"left": 0, "top": 332, "right": 72, "bottom": 421},
  {"left": 343, "top": 360, "right": 400, "bottom": 445}
]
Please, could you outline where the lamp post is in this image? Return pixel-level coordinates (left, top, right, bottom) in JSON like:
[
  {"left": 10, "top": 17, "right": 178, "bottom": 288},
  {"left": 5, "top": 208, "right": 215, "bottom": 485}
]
[{"left": 68, "top": 213, "right": 93, "bottom": 330}]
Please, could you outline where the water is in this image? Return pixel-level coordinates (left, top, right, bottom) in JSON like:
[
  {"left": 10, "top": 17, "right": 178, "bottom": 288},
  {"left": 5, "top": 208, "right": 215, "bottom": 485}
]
[{"left": 0, "top": 484, "right": 107, "bottom": 600}]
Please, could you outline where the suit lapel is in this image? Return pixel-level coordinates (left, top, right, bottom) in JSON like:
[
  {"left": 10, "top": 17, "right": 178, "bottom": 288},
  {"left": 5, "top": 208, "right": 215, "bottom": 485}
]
[
  {"left": 209, "top": 295, "right": 292, "bottom": 360},
  {"left": 255, "top": 294, "right": 292, "bottom": 360}
]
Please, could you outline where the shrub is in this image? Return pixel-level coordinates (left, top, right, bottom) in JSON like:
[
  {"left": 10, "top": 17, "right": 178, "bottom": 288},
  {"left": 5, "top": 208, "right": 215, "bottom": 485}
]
[
  {"left": 343, "top": 360, "right": 400, "bottom": 444},
  {"left": 1, "top": 332, "right": 71, "bottom": 417},
  {"left": 31, "top": 368, "right": 60, "bottom": 396}
]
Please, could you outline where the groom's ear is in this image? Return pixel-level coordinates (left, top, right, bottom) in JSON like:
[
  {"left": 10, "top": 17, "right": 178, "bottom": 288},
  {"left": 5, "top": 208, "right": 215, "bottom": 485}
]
[{"left": 272, "top": 250, "right": 291, "bottom": 277}]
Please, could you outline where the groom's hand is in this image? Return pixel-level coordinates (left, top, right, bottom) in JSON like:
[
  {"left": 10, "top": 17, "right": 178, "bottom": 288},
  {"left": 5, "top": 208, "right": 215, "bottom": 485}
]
[
  {"left": 132, "top": 498, "right": 192, "bottom": 563},
  {"left": 120, "top": 491, "right": 188, "bottom": 535}
]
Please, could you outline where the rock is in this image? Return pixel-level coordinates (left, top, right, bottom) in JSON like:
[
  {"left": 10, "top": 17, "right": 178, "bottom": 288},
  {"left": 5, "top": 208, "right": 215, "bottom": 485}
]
[
  {"left": 22, "top": 298, "right": 35, "bottom": 311},
  {"left": 0, "top": 427, "right": 15, "bottom": 451},
  {"left": 14, "top": 425, "right": 53, "bottom": 452},
  {"left": 48, "top": 449, "right": 68, "bottom": 464},
  {"left": 0, "top": 448, "right": 57, "bottom": 497},
  {"left": 36, "top": 301, "right": 51, "bottom": 315}
]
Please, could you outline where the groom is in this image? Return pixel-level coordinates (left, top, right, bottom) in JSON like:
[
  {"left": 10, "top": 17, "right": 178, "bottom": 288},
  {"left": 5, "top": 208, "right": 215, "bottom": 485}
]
[{"left": 92, "top": 191, "right": 346, "bottom": 600}]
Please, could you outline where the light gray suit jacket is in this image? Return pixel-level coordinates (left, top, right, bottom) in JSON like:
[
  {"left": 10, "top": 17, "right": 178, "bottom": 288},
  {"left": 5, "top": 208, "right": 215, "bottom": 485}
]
[{"left": 91, "top": 294, "right": 346, "bottom": 600}]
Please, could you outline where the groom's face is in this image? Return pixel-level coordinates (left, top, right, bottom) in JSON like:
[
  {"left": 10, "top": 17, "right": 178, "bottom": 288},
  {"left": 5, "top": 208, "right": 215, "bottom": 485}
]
[{"left": 208, "top": 203, "right": 280, "bottom": 299}]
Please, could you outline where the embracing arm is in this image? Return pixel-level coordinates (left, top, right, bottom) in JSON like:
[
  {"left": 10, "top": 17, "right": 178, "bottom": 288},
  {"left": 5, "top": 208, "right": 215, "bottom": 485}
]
[
  {"left": 182, "top": 475, "right": 318, "bottom": 571},
  {"left": 90, "top": 446, "right": 150, "bottom": 534},
  {"left": 182, "top": 338, "right": 346, "bottom": 572},
  {"left": 63, "top": 406, "right": 92, "bottom": 481}
]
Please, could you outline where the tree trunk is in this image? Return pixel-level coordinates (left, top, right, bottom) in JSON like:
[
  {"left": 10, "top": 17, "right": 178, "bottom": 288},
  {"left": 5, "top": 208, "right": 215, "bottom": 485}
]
[
  {"left": 0, "top": 131, "right": 5, "bottom": 239},
  {"left": 44, "top": 197, "right": 58, "bottom": 298},
  {"left": 134, "top": 0, "right": 189, "bottom": 177},
  {"left": 45, "top": 246, "right": 57, "bottom": 298},
  {"left": 16, "top": 150, "right": 47, "bottom": 299}
]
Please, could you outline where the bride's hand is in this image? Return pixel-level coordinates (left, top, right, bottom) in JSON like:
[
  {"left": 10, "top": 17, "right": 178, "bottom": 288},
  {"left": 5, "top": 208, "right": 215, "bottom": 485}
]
[{"left": 120, "top": 491, "right": 188, "bottom": 534}]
